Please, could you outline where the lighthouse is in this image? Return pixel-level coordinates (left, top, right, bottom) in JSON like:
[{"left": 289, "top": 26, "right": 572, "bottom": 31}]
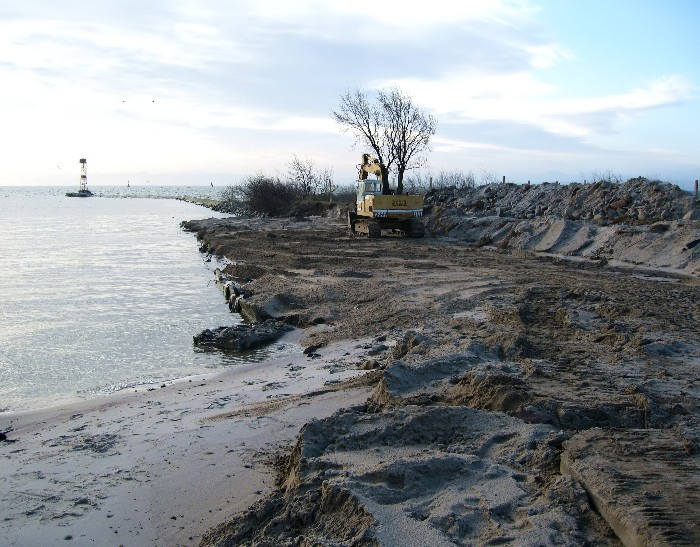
[
  {"left": 79, "top": 158, "right": 88, "bottom": 192},
  {"left": 66, "top": 158, "right": 94, "bottom": 197}
]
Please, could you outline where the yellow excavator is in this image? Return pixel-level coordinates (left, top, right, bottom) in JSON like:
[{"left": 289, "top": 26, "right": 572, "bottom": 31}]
[{"left": 347, "top": 154, "right": 425, "bottom": 238}]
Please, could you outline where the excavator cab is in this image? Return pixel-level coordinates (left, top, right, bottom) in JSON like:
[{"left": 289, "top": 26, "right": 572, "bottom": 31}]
[{"left": 358, "top": 181, "right": 382, "bottom": 200}]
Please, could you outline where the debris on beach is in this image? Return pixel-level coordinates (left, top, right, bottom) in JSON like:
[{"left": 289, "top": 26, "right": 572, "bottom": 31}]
[{"left": 193, "top": 320, "right": 293, "bottom": 351}]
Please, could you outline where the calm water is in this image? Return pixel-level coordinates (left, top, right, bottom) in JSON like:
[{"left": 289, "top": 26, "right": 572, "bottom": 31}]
[{"left": 0, "top": 186, "right": 288, "bottom": 413}]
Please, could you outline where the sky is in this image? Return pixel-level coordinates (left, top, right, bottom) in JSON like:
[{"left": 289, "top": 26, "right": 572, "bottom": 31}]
[{"left": 1, "top": 0, "right": 698, "bottom": 189}]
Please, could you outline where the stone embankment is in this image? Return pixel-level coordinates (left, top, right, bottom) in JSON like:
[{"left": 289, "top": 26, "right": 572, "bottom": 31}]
[
  {"left": 426, "top": 178, "right": 700, "bottom": 275},
  {"left": 426, "top": 178, "right": 696, "bottom": 223}
]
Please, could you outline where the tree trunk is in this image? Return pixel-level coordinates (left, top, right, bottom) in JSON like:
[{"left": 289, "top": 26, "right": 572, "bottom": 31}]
[
  {"left": 380, "top": 164, "right": 390, "bottom": 195},
  {"left": 397, "top": 169, "right": 405, "bottom": 195}
]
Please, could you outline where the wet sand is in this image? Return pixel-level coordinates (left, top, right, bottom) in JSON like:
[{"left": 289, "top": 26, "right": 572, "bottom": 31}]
[{"left": 0, "top": 329, "right": 378, "bottom": 545}]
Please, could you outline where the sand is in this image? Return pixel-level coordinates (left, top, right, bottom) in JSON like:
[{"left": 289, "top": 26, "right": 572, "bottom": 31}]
[
  {"left": 2, "top": 195, "right": 699, "bottom": 546},
  {"left": 188, "top": 213, "right": 698, "bottom": 546},
  {"left": 0, "top": 329, "right": 378, "bottom": 546}
]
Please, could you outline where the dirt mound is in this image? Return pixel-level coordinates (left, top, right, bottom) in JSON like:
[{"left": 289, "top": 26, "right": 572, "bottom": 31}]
[
  {"left": 426, "top": 178, "right": 694, "bottom": 224},
  {"left": 201, "top": 406, "right": 614, "bottom": 546}
]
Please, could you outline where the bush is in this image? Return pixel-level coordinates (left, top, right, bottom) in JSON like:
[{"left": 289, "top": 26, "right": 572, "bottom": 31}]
[
  {"left": 220, "top": 174, "right": 301, "bottom": 217},
  {"left": 217, "top": 185, "right": 245, "bottom": 215},
  {"left": 244, "top": 174, "right": 301, "bottom": 216},
  {"left": 588, "top": 170, "right": 623, "bottom": 185}
]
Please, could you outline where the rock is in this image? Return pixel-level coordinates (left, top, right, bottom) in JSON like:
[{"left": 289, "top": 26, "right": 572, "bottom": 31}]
[
  {"left": 193, "top": 320, "right": 293, "bottom": 351},
  {"left": 683, "top": 208, "right": 700, "bottom": 220},
  {"left": 367, "top": 344, "right": 388, "bottom": 356},
  {"left": 608, "top": 197, "right": 628, "bottom": 210},
  {"left": 223, "top": 280, "right": 246, "bottom": 301},
  {"left": 237, "top": 298, "right": 269, "bottom": 323},
  {"left": 228, "top": 294, "right": 243, "bottom": 313},
  {"left": 303, "top": 343, "right": 325, "bottom": 355}
]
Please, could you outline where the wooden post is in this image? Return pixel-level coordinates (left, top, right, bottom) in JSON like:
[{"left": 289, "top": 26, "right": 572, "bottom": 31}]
[
  {"left": 695, "top": 179, "right": 698, "bottom": 201},
  {"left": 502, "top": 175, "right": 506, "bottom": 184}
]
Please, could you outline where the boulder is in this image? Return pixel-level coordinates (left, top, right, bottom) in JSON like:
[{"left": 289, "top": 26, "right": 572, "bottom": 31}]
[
  {"left": 683, "top": 208, "right": 700, "bottom": 220},
  {"left": 608, "top": 197, "right": 628, "bottom": 210},
  {"left": 193, "top": 320, "right": 293, "bottom": 351}
]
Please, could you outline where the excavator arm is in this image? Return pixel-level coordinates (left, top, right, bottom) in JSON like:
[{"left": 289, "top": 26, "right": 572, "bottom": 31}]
[{"left": 358, "top": 153, "right": 383, "bottom": 181}]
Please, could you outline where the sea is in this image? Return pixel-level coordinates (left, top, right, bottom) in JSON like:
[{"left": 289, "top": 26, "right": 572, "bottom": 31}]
[{"left": 0, "top": 186, "right": 291, "bottom": 413}]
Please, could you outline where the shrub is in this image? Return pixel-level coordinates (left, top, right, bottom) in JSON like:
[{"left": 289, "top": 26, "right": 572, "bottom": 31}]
[
  {"left": 588, "top": 170, "right": 623, "bottom": 185},
  {"left": 222, "top": 174, "right": 301, "bottom": 217},
  {"left": 332, "top": 183, "right": 357, "bottom": 205}
]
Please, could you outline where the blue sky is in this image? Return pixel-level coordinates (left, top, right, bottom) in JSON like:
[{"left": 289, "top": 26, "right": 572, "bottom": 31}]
[{"left": 1, "top": 0, "right": 698, "bottom": 189}]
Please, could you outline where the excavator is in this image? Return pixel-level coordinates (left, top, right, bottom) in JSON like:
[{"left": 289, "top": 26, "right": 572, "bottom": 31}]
[{"left": 347, "top": 154, "right": 425, "bottom": 238}]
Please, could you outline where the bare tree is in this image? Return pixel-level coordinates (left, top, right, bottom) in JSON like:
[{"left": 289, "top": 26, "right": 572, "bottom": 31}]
[
  {"left": 286, "top": 154, "right": 319, "bottom": 197},
  {"left": 379, "top": 87, "right": 436, "bottom": 194},
  {"left": 332, "top": 88, "right": 437, "bottom": 195},
  {"left": 317, "top": 167, "right": 335, "bottom": 202},
  {"left": 332, "top": 89, "right": 392, "bottom": 194}
]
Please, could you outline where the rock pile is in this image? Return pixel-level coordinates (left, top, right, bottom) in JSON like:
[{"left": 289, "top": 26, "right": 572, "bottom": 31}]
[
  {"left": 425, "top": 178, "right": 700, "bottom": 276},
  {"left": 425, "top": 178, "right": 695, "bottom": 224}
]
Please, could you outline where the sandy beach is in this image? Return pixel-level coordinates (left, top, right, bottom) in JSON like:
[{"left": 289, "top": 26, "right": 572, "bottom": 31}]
[
  {"left": 0, "top": 329, "right": 378, "bottom": 546},
  {"left": 2, "top": 180, "right": 699, "bottom": 546}
]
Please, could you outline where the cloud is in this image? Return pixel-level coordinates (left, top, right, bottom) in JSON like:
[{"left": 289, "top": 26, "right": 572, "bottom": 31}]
[
  {"left": 239, "top": 0, "right": 536, "bottom": 32},
  {"left": 540, "top": 75, "right": 695, "bottom": 137},
  {"left": 387, "top": 72, "right": 693, "bottom": 140}
]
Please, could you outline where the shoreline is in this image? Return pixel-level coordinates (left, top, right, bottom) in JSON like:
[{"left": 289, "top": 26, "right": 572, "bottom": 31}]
[
  {"left": 0, "top": 328, "right": 381, "bottom": 545},
  {"left": 0, "top": 338, "right": 301, "bottom": 416}
]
